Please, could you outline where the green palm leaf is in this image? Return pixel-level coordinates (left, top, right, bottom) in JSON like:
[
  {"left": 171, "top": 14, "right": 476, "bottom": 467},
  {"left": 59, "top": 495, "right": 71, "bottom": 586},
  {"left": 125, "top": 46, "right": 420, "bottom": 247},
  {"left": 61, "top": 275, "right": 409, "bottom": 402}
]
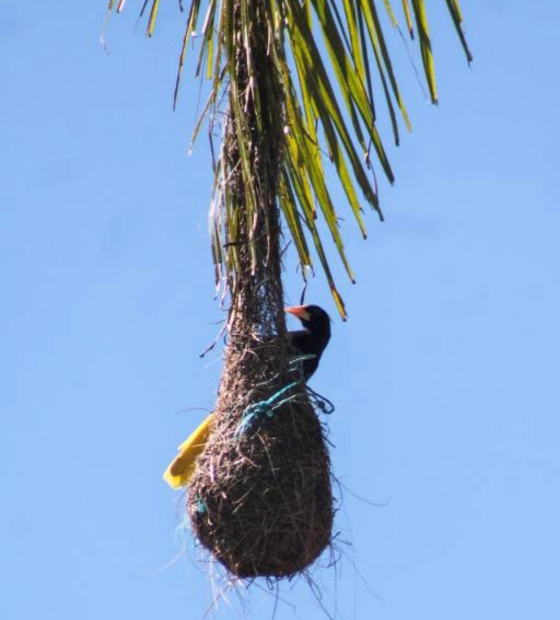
[{"left": 107, "top": 0, "right": 471, "bottom": 315}]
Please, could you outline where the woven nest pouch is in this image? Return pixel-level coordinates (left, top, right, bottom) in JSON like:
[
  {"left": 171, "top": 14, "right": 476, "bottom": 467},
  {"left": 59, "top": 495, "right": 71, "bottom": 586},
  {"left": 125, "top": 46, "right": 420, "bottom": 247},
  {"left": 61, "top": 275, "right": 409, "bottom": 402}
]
[{"left": 187, "top": 344, "right": 334, "bottom": 579}]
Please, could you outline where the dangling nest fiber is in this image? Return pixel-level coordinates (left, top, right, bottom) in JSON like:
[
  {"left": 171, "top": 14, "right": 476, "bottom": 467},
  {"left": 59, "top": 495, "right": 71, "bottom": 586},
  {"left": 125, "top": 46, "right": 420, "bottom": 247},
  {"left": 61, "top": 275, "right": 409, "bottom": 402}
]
[{"left": 187, "top": 338, "right": 334, "bottom": 579}]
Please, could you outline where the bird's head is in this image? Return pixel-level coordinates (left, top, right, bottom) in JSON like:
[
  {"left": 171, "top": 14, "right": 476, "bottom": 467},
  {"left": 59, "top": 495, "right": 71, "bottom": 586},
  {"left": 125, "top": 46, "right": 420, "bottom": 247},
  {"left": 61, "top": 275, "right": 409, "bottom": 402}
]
[{"left": 285, "top": 304, "right": 331, "bottom": 337}]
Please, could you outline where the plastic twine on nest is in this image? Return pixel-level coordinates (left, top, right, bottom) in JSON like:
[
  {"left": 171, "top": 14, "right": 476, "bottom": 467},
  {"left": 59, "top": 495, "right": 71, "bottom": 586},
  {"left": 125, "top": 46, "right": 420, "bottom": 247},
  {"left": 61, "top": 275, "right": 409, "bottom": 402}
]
[
  {"left": 233, "top": 353, "right": 317, "bottom": 438},
  {"left": 234, "top": 380, "right": 300, "bottom": 438},
  {"left": 195, "top": 495, "right": 208, "bottom": 515},
  {"left": 306, "top": 386, "right": 336, "bottom": 415}
]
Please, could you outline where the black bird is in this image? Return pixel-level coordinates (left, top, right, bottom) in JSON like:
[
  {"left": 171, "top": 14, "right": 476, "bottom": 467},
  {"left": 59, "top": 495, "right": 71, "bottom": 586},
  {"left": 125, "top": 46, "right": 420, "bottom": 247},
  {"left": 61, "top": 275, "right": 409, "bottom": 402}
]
[{"left": 285, "top": 304, "right": 331, "bottom": 380}]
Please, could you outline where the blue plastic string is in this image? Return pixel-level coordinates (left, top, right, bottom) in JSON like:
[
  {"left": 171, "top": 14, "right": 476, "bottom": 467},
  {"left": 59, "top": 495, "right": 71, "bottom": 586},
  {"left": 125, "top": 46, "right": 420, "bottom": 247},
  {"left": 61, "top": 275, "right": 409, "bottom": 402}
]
[
  {"left": 233, "top": 352, "right": 327, "bottom": 438},
  {"left": 288, "top": 353, "right": 316, "bottom": 381},
  {"left": 195, "top": 494, "right": 208, "bottom": 515},
  {"left": 235, "top": 380, "right": 301, "bottom": 438}
]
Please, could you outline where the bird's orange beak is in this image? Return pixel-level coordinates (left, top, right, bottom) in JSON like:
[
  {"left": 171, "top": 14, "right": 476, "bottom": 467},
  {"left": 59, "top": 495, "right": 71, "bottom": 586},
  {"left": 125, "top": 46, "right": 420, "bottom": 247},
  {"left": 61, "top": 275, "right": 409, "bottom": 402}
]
[{"left": 285, "top": 305, "right": 311, "bottom": 321}]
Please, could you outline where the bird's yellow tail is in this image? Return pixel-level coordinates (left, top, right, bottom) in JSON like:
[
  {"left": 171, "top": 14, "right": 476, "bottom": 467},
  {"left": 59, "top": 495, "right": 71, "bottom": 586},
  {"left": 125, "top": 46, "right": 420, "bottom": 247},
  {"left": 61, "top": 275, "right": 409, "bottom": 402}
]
[{"left": 163, "top": 413, "right": 214, "bottom": 489}]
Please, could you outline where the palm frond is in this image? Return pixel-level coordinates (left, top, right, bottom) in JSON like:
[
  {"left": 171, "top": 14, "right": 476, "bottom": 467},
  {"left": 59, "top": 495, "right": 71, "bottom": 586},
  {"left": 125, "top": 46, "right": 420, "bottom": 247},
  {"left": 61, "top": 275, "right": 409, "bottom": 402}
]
[
  {"left": 411, "top": 0, "right": 437, "bottom": 103},
  {"left": 108, "top": 0, "right": 471, "bottom": 316}
]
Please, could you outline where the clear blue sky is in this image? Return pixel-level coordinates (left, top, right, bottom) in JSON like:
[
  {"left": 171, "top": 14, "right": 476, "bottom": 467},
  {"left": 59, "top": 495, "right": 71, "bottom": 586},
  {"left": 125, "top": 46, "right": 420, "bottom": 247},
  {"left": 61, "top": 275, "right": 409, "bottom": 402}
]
[{"left": 4, "top": 2, "right": 560, "bottom": 619}]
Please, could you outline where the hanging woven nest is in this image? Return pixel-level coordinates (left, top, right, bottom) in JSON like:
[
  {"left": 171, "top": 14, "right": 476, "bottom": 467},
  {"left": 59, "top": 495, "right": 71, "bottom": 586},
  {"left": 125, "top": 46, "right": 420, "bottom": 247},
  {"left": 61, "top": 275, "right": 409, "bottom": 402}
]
[
  {"left": 187, "top": 337, "right": 334, "bottom": 579},
  {"left": 178, "top": 0, "right": 334, "bottom": 579}
]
